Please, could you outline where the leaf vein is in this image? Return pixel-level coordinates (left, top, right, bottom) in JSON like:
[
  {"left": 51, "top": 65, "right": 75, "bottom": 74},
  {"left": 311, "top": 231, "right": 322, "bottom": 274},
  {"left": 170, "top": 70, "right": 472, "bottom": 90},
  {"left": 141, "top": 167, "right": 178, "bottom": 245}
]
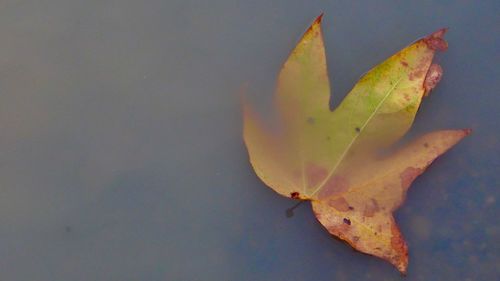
[{"left": 309, "top": 77, "right": 403, "bottom": 197}]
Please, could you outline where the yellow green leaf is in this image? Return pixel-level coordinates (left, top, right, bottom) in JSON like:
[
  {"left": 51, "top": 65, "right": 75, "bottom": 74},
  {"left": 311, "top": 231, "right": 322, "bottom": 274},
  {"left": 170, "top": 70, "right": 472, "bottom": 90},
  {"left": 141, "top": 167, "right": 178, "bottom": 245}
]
[{"left": 242, "top": 15, "right": 468, "bottom": 273}]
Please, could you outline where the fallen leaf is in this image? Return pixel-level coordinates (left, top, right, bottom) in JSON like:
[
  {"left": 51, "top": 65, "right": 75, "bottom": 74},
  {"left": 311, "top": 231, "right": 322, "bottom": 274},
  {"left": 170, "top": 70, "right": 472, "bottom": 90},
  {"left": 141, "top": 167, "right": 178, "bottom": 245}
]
[{"left": 242, "top": 14, "right": 470, "bottom": 274}]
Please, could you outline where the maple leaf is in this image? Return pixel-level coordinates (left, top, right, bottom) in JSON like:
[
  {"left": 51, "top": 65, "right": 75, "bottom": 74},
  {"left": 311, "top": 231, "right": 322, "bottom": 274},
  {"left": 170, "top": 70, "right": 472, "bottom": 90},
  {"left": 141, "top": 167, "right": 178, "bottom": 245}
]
[{"left": 242, "top": 14, "right": 470, "bottom": 274}]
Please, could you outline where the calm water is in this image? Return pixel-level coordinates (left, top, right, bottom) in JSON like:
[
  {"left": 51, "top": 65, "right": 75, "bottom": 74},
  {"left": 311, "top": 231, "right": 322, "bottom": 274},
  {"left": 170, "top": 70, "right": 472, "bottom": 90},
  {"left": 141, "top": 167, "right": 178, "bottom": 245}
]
[{"left": 0, "top": 1, "right": 498, "bottom": 280}]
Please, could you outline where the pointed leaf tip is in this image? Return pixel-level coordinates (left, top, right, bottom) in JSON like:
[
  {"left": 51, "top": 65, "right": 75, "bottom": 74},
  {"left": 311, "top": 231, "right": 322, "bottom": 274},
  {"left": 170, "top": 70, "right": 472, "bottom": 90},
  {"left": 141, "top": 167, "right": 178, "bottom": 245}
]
[
  {"left": 424, "top": 28, "right": 448, "bottom": 51},
  {"left": 398, "top": 264, "right": 408, "bottom": 275},
  {"left": 315, "top": 13, "right": 324, "bottom": 24},
  {"left": 305, "top": 13, "right": 324, "bottom": 33},
  {"left": 433, "top": 28, "right": 448, "bottom": 37}
]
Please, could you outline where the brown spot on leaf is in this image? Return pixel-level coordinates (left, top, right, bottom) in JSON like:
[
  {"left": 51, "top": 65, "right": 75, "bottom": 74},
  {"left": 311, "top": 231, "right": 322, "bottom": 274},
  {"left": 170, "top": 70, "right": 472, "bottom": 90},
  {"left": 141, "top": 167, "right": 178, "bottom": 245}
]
[
  {"left": 409, "top": 55, "right": 433, "bottom": 81},
  {"left": 423, "top": 64, "right": 443, "bottom": 94},
  {"left": 409, "top": 69, "right": 426, "bottom": 81},
  {"left": 306, "top": 163, "right": 328, "bottom": 187},
  {"left": 390, "top": 224, "right": 405, "bottom": 252},
  {"left": 328, "top": 197, "right": 351, "bottom": 212},
  {"left": 290, "top": 192, "right": 300, "bottom": 199},
  {"left": 390, "top": 223, "right": 408, "bottom": 273},
  {"left": 401, "top": 61, "right": 408, "bottom": 67},
  {"left": 343, "top": 218, "right": 351, "bottom": 225},
  {"left": 326, "top": 221, "right": 350, "bottom": 237},
  {"left": 423, "top": 142, "right": 429, "bottom": 148},
  {"left": 319, "top": 176, "right": 349, "bottom": 198},
  {"left": 313, "top": 211, "right": 321, "bottom": 220},
  {"left": 400, "top": 167, "right": 423, "bottom": 189},
  {"left": 363, "top": 199, "right": 380, "bottom": 217},
  {"left": 423, "top": 28, "right": 448, "bottom": 51}
]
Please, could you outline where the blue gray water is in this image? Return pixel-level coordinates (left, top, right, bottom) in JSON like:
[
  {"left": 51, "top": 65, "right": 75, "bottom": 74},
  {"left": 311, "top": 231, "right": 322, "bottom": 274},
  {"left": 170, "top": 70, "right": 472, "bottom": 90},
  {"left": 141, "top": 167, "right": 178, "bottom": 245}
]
[{"left": 0, "top": 1, "right": 498, "bottom": 280}]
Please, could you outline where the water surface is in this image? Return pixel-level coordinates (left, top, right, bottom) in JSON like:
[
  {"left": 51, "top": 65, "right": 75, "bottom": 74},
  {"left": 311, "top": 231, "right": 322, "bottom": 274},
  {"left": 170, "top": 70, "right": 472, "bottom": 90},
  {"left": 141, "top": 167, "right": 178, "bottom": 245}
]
[{"left": 0, "top": 1, "right": 498, "bottom": 280}]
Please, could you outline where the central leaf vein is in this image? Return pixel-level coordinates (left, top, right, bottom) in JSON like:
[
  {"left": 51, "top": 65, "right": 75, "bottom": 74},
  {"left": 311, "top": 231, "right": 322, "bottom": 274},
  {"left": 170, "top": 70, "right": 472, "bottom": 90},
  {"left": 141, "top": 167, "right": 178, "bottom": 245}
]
[{"left": 309, "top": 77, "right": 402, "bottom": 197}]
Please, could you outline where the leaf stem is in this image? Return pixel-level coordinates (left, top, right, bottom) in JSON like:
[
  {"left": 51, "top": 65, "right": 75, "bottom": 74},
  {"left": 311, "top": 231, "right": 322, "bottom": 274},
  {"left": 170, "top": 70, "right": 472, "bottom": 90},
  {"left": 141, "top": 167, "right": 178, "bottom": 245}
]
[{"left": 285, "top": 200, "right": 305, "bottom": 218}]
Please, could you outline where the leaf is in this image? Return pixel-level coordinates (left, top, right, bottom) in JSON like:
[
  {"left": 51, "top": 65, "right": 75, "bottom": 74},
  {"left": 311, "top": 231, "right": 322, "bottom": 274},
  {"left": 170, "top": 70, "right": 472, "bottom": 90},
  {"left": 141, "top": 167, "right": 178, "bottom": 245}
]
[{"left": 242, "top": 14, "right": 470, "bottom": 274}]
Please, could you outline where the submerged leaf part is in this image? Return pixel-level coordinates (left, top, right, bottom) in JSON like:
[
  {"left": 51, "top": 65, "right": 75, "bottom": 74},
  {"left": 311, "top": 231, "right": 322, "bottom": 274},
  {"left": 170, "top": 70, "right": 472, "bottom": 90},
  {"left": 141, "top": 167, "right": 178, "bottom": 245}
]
[{"left": 312, "top": 129, "right": 470, "bottom": 273}]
